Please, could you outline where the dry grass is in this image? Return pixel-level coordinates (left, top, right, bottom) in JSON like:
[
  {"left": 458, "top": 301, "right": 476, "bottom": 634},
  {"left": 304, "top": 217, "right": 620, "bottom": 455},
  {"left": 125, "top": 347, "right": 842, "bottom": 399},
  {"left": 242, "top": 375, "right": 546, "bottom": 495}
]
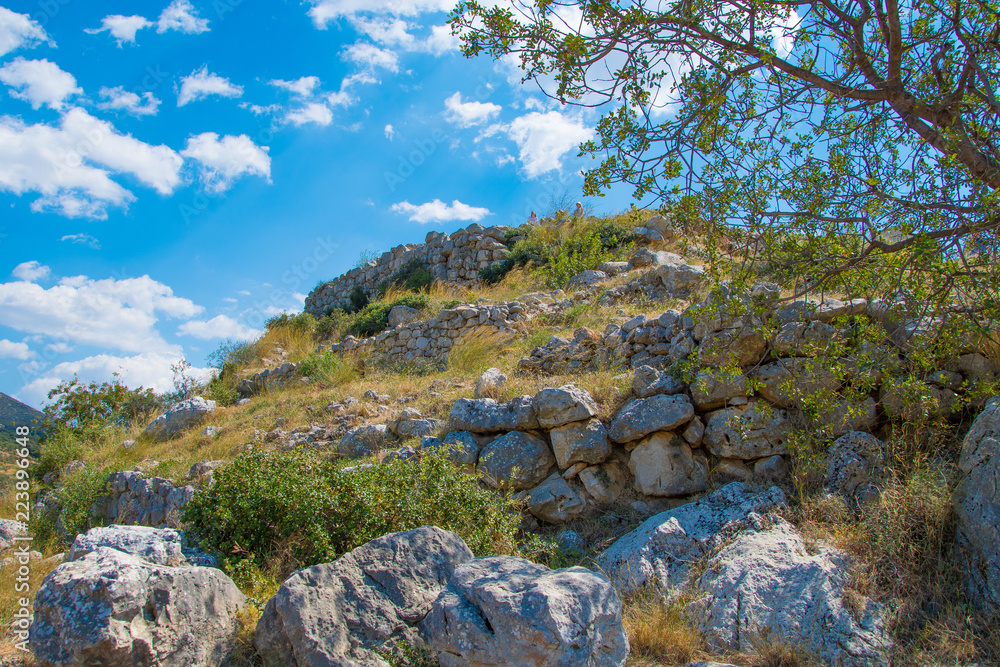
[{"left": 623, "top": 588, "right": 707, "bottom": 666}]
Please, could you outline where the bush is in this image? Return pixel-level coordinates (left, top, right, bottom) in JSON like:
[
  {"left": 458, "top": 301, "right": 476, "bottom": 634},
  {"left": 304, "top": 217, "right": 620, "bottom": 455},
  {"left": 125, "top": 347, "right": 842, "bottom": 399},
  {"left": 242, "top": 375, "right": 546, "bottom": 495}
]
[
  {"left": 207, "top": 338, "right": 260, "bottom": 371},
  {"left": 184, "top": 448, "right": 521, "bottom": 573},
  {"left": 348, "top": 285, "right": 370, "bottom": 313},
  {"left": 377, "top": 259, "right": 434, "bottom": 298},
  {"left": 43, "top": 376, "right": 160, "bottom": 434},
  {"left": 347, "top": 293, "right": 431, "bottom": 338},
  {"left": 478, "top": 259, "right": 514, "bottom": 285},
  {"left": 264, "top": 312, "right": 316, "bottom": 333},
  {"left": 315, "top": 309, "right": 348, "bottom": 341}
]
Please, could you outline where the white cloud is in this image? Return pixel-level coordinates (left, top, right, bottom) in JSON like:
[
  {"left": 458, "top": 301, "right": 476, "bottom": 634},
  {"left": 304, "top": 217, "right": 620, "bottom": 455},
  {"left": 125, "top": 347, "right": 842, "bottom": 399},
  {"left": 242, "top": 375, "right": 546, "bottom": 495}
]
[
  {"left": 85, "top": 15, "right": 152, "bottom": 45},
  {"left": 0, "top": 58, "right": 82, "bottom": 110},
  {"left": 0, "top": 7, "right": 51, "bottom": 56},
  {"left": 308, "top": 0, "right": 452, "bottom": 28},
  {"left": 505, "top": 111, "right": 593, "bottom": 177},
  {"left": 0, "top": 339, "right": 32, "bottom": 360},
  {"left": 17, "top": 352, "right": 214, "bottom": 408},
  {"left": 421, "top": 24, "right": 458, "bottom": 54},
  {"left": 285, "top": 102, "right": 333, "bottom": 127},
  {"left": 390, "top": 199, "right": 491, "bottom": 224},
  {"left": 384, "top": 124, "right": 395, "bottom": 139},
  {"left": 98, "top": 86, "right": 160, "bottom": 116},
  {"left": 0, "top": 273, "right": 202, "bottom": 356},
  {"left": 60, "top": 233, "right": 101, "bottom": 249},
  {"left": 46, "top": 341, "right": 73, "bottom": 354},
  {"left": 12, "top": 260, "right": 50, "bottom": 282},
  {"left": 181, "top": 132, "right": 271, "bottom": 193},
  {"left": 444, "top": 92, "right": 501, "bottom": 128},
  {"left": 344, "top": 42, "right": 399, "bottom": 72},
  {"left": 157, "top": 0, "right": 210, "bottom": 34},
  {"left": 177, "top": 66, "right": 242, "bottom": 106},
  {"left": 177, "top": 314, "right": 262, "bottom": 340},
  {"left": 270, "top": 76, "right": 321, "bottom": 97}
]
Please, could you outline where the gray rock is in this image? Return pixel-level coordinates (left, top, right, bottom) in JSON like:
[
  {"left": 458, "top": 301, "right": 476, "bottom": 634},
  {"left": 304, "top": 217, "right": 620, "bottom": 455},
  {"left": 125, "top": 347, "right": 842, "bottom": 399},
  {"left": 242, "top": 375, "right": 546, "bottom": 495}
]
[
  {"left": 68, "top": 525, "right": 186, "bottom": 566},
  {"left": 697, "top": 328, "right": 767, "bottom": 367},
  {"left": 143, "top": 397, "right": 216, "bottom": 440},
  {"left": 449, "top": 396, "right": 539, "bottom": 433},
  {"left": 31, "top": 547, "right": 246, "bottom": 666},
  {"left": 954, "top": 398, "right": 1000, "bottom": 619},
  {"left": 754, "top": 455, "right": 789, "bottom": 481},
  {"left": 690, "top": 368, "right": 748, "bottom": 411},
  {"left": 771, "top": 320, "right": 846, "bottom": 356},
  {"left": 549, "top": 418, "right": 611, "bottom": 469},
  {"left": 474, "top": 367, "right": 507, "bottom": 400},
  {"left": 557, "top": 530, "right": 586, "bottom": 552},
  {"left": 632, "top": 365, "right": 686, "bottom": 398},
  {"left": 688, "top": 516, "right": 891, "bottom": 666},
  {"left": 526, "top": 473, "right": 586, "bottom": 524},
  {"left": 394, "top": 418, "right": 445, "bottom": 440},
  {"left": 477, "top": 431, "right": 555, "bottom": 490},
  {"left": 754, "top": 358, "right": 841, "bottom": 408},
  {"left": 421, "top": 431, "right": 480, "bottom": 470},
  {"left": 654, "top": 256, "right": 707, "bottom": 296},
  {"left": 532, "top": 385, "right": 599, "bottom": 429},
  {"left": 579, "top": 462, "right": 627, "bottom": 505},
  {"left": 609, "top": 394, "right": 694, "bottom": 443},
  {"left": 339, "top": 424, "right": 394, "bottom": 458},
  {"left": 567, "top": 269, "right": 609, "bottom": 288},
  {"left": 596, "top": 482, "right": 787, "bottom": 595},
  {"left": 629, "top": 433, "right": 708, "bottom": 497},
  {"left": 825, "top": 431, "right": 884, "bottom": 506},
  {"left": 424, "top": 556, "right": 629, "bottom": 666},
  {"left": 0, "top": 519, "right": 27, "bottom": 552},
  {"left": 255, "top": 527, "right": 473, "bottom": 667},
  {"left": 387, "top": 304, "right": 422, "bottom": 328},
  {"left": 703, "top": 400, "right": 791, "bottom": 459},
  {"left": 189, "top": 460, "right": 224, "bottom": 478}
]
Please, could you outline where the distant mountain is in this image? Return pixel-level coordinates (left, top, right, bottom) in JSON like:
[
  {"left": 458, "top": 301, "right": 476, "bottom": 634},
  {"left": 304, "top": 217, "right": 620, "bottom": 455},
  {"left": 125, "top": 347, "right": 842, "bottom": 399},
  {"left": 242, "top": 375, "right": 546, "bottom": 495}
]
[{"left": 0, "top": 393, "right": 43, "bottom": 452}]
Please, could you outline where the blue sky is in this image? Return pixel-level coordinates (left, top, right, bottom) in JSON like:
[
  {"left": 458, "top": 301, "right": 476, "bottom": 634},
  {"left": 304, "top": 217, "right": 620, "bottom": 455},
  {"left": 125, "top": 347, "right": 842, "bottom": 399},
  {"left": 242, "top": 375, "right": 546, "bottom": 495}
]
[{"left": 0, "top": 0, "right": 642, "bottom": 408}]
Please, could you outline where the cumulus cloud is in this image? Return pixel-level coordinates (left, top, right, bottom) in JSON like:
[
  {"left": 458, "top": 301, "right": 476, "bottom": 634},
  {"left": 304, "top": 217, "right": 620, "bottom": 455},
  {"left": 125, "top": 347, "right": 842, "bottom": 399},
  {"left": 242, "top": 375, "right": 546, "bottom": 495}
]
[
  {"left": 181, "top": 132, "right": 271, "bottom": 193},
  {"left": 270, "top": 76, "right": 321, "bottom": 97},
  {"left": 157, "top": 0, "right": 210, "bottom": 34},
  {"left": 0, "top": 273, "right": 202, "bottom": 356},
  {"left": 177, "top": 66, "right": 242, "bottom": 106},
  {"left": 0, "top": 7, "right": 51, "bottom": 56},
  {"left": 384, "top": 124, "right": 395, "bottom": 139},
  {"left": 344, "top": 42, "right": 399, "bottom": 73},
  {"left": 177, "top": 314, "right": 262, "bottom": 340},
  {"left": 85, "top": 15, "right": 152, "bottom": 45},
  {"left": 444, "top": 92, "right": 501, "bottom": 128},
  {"left": 0, "top": 339, "right": 33, "bottom": 360},
  {"left": 285, "top": 102, "right": 333, "bottom": 127},
  {"left": 505, "top": 111, "right": 593, "bottom": 177},
  {"left": 17, "top": 351, "right": 214, "bottom": 408},
  {"left": 390, "top": 199, "right": 491, "bottom": 224},
  {"left": 12, "top": 260, "right": 50, "bottom": 282},
  {"left": 350, "top": 15, "right": 457, "bottom": 55},
  {"left": 98, "top": 86, "right": 161, "bottom": 116},
  {"left": 60, "top": 233, "right": 101, "bottom": 249},
  {"left": 308, "top": 0, "right": 452, "bottom": 28},
  {"left": 0, "top": 58, "right": 82, "bottom": 110}
]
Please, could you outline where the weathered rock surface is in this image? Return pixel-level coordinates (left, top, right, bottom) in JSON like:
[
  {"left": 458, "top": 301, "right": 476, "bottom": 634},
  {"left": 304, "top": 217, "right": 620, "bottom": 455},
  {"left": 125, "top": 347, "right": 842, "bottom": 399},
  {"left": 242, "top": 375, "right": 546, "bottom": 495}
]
[
  {"left": 255, "top": 526, "right": 473, "bottom": 667},
  {"left": 579, "top": 462, "right": 627, "bottom": 505},
  {"left": 31, "top": 547, "right": 246, "bottom": 666},
  {"left": 688, "top": 516, "right": 891, "bottom": 666},
  {"left": 532, "top": 385, "right": 599, "bottom": 429},
  {"left": 474, "top": 367, "right": 507, "bottom": 400},
  {"left": 549, "top": 418, "right": 611, "bottom": 469},
  {"left": 387, "top": 304, "right": 421, "bottom": 328},
  {"left": 609, "top": 394, "right": 695, "bottom": 443},
  {"left": 690, "top": 369, "right": 749, "bottom": 411},
  {"left": 755, "top": 358, "right": 841, "bottom": 408},
  {"left": 0, "top": 519, "right": 27, "bottom": 552},
  {"left": 449, "top": 396, "right": 538, "bottom": 433},
  {"left": 424, "top": 556, "right": 629, "bottom": 666},
  {"left": 421, "top": 431, "right": 480, "bottom": 470},
  {"left": 68, "top": 525, "right": 185, "bottom": 566},
  {"left": 825, "top": 431, "right": 884, "bottom": 506},
  {"left": 632, "top": 365, "right": 685, "bottom": 398},
  {"left": 526, "top": 473, "right": 586, "bottom": 524},
  {"left": 954, "top": 398, "right": 1000, "bottom": 619},
  {"left": 143, "top": 397, "right": 216, "bottom": 440},
  {"left": 703, "top": 400, "right": 791, "bottom": 459},
  {"left": 628, "top": 433, "right": 708, "bottom": 497},
  {"left": 596, "top": 482, "right": 786, "bottom": 595},
  {"left": 339, "top": 423, "right": 394, "bottom": 458},
  {"left": 477, "top": 431, "right": 555, "bottom": 490}
]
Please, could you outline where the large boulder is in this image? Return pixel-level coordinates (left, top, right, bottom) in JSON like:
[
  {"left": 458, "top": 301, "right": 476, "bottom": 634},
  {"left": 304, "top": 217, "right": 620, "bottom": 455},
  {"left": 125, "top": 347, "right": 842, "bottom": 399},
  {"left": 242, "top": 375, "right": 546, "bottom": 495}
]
[
  {"left": 596, "top": 482, "right": 787, "bottom": 595},
  {"left": 688, "top": 515, "right": 891, "bottom": 666},
  {"left": 477, "top": 431, "right": 555, "bottom": 490},
  {"left": 532, "top": 385, "right": 599, "bottom": 429},
  {"left": 549, "top": 418, "right": 611, "bottom": 469},
  {"left": 703, "top": 400, "right": 791, "bottom": 459},
  {"left": 387, "top": 304, "right": 421, "bottom": 328},
  {"left": 449, "top": 396, "right": 538, "bottom": 433},
  {"left": 654, "top": 256, "right": 707, "bottom": 296},
  {"left": 628, "top": 433, "right": 708, "bottom": 497},
  {"left": 526, "top": 473, "right": 586, "bottom": 524},
  {"left": 30, "top": 547, "right": 246, "bottom": 666},
  {"left": 68, "top": 525, "right": 185, "bottom": 566},
  {"left": 421, "top": 431, "right": 481, "bottom": 471},
  {"left": 632, "top": 365, "right": 686, "bottom": 399},
  {"left": 609, "top": 394, "right": 694, "bottom": 443},
  {"left": 339, "top": 423, "right": 394, "bottom": 458},
  {"left": 954, "top": 398, "right": 1000, "bottom": 619},
  {"left": 424, "top": 556, "right": 629, "bottom": 666},
  {"left": 255, "top": 526, "right": 473, "bottom": 667},
  {"left": 143, "top": 397, "right": 215, "bottom": 440}
]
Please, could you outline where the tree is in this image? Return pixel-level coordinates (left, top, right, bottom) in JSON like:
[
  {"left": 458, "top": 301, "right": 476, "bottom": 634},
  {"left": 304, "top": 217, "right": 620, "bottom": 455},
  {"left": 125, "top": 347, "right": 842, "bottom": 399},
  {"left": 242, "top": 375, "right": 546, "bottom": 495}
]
[
  {"left": 44, "top": 375, "right": 160, "bottom": 434},
  {"left": 451, "top": 0, "right": 1000, "bottom": 332}
]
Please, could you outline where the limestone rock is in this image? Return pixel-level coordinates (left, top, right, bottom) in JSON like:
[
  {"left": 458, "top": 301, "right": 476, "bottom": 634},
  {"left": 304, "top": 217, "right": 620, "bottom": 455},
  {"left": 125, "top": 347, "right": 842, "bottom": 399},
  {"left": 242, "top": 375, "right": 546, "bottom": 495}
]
[
  {"left": 703, "top": 400, "right": 791, "bottom": 459},
  {"left": 143, "top": 397, "right": 216, "bottom": 440},
  {"left": 771, "top": 320, "right": 846, "bottom": 357},
  {"left": 654, "top": 257, "right": 707, "bottom": 296},
  {"left": 609, "top": 394, "right": 695, "bottom": 443},
  {"left": 421, "top": 431, "right": 480, "bottom": 470},
  {"left": 477, "top": 431, "right": 555, "bottom": 490},
  {"left": 579, "top": 462, "right": 627, "bottom": 505},
  {"left": 532, "top": 385, "right": 599, "bottom": 429},
  {"left": 31, "top": 547, "right": 246, "bottom": 667},
  {"left": 567, "top": 269, "right": 609, "bottom": 289},
  {"left": 68, "top": 525, "right": 186, "bottom": 566},
  {"left": 632, "top": 365, "right": 686, "bottom": 398},
  {"left": 474, "top": 368, "right": 507, "bottom": 400},
  {"left": 596, "top": 482, "right": 787, "bottom": 595},
  {"left": 339, "top": 424, "right": 393, "bottom": 458},
  {"left": 954, "top": 398, "right": 1000, "bottom": 619},
  {"left": 549, "top": 418, "right": 611, "bottom": 469},
  {"left": 688, "top": 516, "right": 891, "bottom": 666},
  {"left": 754, "top": 358, "right": 841, "bottom": 408},
  {"left": 449, "top": 396, "right": 539, "bottom": 433},
  {"left": 526, "top": 473, "right": 586, "bottom": 524},
  {"left": 255, "top": 526, "right": 473, "bottom": 667},
  {"left": 825, "top": 431, "right": 884, "bottom": 506},
  {"left": 690, "top": 369, "right": 748, "bottom": 411},
  {"left": 0, "top": 519, "right": 27, "bottom": 552},
  {"left": 697, "top": 328, "right": 767, "bottom": 367},
  {"left": 387, "top": 304, "right": 421, "bottom": 328},
  {"left": 424, "top": 556, "right": 629, "bottom": 667},
  {"left": 628, "top": 433, "right": 708, "bottom": 497}
]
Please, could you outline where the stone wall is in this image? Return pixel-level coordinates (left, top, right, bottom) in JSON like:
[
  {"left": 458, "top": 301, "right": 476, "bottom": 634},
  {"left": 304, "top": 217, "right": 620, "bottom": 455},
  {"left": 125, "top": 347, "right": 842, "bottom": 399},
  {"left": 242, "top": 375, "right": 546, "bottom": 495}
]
[
  {"left": 305, "top": 223, "right": 515, "bottom": 317},
  {"left": 90, "top": 471, "right": 195, "bottom": 529}
]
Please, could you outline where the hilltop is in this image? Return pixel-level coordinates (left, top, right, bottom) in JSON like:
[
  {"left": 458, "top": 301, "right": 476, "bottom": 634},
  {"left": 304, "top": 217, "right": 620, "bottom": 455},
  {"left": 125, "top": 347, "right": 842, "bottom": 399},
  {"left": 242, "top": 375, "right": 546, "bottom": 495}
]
[{"left": 0, "top": 392, "right": 42, "bottom": 453}]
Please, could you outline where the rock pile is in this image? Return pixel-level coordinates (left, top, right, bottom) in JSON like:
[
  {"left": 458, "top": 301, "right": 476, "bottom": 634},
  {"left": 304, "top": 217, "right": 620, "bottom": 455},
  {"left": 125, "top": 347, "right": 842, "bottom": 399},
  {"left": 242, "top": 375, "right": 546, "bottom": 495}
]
[{"left": 90, "top": 470, "right": 195, "bottom": 529}]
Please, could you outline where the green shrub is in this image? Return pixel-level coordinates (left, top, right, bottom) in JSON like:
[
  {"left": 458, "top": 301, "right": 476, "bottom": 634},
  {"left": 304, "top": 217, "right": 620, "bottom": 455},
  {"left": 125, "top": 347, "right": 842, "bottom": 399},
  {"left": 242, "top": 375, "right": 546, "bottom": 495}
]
[
  {"left": 479, "top": 259, "right": 514, "bottom": 285},
  {"left": 33, "top": 465, "right": 110, "bottom": 545},
  {"left": 264, "top": 312, "right": 316, "bottom": 333},
  {"left": 507, "top": 234, "right": 553, "bottom": 267},
  {"left": 184, "top": 448, "right": 521, "bottom": 572},
  {"left": 377, "top": 259, "right": 434, "bottom": 298},
  {"left": 347, "top": 293, "right": 431, "bottom": 338},
  {"left": 348, "top": 285, "right": 370, "bottom": 313},
  {"left": 315, "top": 309, "right": 348, "bottom": 340}
]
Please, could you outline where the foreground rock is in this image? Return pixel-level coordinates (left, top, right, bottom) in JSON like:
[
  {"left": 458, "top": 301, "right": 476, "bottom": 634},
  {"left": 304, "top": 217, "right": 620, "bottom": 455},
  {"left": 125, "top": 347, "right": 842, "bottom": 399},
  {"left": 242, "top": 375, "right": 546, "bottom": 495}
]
[
  {"left": 143, "top": 396, "right": 216, "bottom": 440},
  {"left": 68, "top": 525, "right": 185, "bottom": 566},
  {"left": 255, "top": 526, "right": 473, "bottom": 666},
  {"left": 688, "top": 515, "right": 891, "bottom": 666},
  {"left": 597, "top": 482, "right": 786, "bottom": 595},
  {"left": 424, "top": 556, "right": 629, "bottom": 666},
  {"left": 954, "top": 397, "right": 1000, "bottom": 619},
  {"left": 31, "top": 547, "right": 246, "bottom": 666}
]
